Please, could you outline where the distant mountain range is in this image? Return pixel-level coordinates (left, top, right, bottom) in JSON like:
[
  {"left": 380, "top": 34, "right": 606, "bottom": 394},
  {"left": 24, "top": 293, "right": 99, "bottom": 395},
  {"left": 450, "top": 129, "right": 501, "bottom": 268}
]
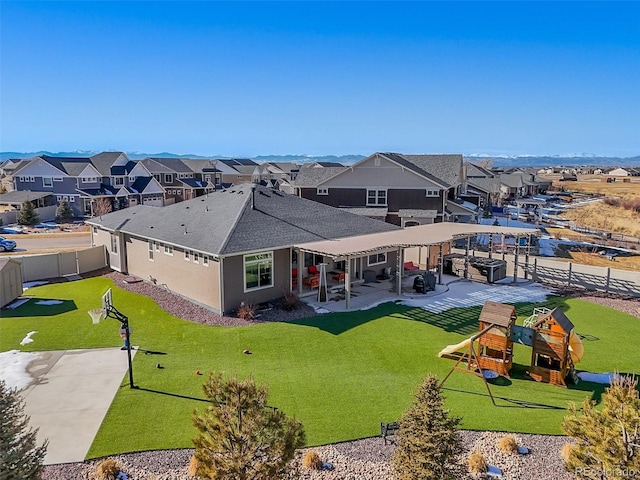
[{"left": 1, "top": 150, "right": 639, "bottom": 167}]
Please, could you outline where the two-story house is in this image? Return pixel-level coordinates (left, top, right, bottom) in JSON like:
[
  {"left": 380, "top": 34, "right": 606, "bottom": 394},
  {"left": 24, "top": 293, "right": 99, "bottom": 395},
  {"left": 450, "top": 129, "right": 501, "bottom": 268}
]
[{"left": 293, "top": 152, "right": 475, "bottom": 226}]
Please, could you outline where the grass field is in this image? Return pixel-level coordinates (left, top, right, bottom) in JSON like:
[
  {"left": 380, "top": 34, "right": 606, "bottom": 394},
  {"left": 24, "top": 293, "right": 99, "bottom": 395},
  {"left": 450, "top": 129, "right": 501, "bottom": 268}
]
[{"left": 2, "top": 277, "right": 639, "bottom": 459}]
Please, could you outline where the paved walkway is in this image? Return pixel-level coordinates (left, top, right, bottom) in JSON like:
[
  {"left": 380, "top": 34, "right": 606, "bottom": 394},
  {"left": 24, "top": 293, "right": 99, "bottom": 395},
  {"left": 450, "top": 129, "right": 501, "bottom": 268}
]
[{"left": 21, "top": 347, "right": 136, "bottom": 465}]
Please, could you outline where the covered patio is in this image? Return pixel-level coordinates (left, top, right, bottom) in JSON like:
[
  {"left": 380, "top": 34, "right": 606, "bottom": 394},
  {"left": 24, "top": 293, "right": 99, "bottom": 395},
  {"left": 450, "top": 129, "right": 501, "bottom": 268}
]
[{"left": 293, "top": 223, "right": 539, "bottom": 311}]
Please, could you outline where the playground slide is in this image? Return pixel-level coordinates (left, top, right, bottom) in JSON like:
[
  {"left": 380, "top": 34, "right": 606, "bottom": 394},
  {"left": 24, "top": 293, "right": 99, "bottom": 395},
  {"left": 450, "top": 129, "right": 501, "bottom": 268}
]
[
  {"left": 438, "top": 337, "right": 475, "bottom": 357},
  {"left": 568, "top": 330, "right": 584, "bottom": 364}
]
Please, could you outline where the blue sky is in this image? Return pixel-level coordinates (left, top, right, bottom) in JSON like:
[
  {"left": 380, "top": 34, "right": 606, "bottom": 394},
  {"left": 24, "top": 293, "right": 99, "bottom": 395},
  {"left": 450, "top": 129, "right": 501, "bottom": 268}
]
[{"left": 1, "top": 1, "right": 639, "bottom": 157}]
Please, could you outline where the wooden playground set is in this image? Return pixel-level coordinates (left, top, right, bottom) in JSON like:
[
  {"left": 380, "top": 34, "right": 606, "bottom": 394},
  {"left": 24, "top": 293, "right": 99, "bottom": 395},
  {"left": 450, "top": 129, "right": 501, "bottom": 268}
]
[{"left": 438, "top": 301, "right": 584, "bottom": 404}]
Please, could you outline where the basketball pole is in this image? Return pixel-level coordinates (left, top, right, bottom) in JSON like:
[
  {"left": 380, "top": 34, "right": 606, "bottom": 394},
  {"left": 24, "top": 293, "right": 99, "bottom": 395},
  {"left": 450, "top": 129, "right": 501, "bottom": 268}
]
[{"left": 104, "top": 305, "right": 136, "bottom": 389}]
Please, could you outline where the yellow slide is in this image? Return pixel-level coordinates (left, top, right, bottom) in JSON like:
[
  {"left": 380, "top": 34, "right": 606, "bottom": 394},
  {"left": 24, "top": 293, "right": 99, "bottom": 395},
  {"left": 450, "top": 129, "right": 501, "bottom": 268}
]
[
  {"left": 568, "top": 330, "right": 584, "bottom": 364},
  {"left": 438, "top": 337, "right": 475, "bottom": 357}
]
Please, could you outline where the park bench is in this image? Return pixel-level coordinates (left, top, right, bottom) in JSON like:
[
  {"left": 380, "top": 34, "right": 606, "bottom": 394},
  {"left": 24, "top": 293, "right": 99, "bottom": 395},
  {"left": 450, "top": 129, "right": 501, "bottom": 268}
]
[{"left": 380, "top": 421, "right": 400, "bottom": 444}]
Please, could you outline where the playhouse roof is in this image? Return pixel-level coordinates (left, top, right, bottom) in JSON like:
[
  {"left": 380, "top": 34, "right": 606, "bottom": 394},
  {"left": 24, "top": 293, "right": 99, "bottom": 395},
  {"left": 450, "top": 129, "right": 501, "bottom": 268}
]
[
  {"left": 533, "top": 307, "right": 574, "bottom": 333},
  {"left": 478, "top": 301, "right": 517, "bottom": 328}
]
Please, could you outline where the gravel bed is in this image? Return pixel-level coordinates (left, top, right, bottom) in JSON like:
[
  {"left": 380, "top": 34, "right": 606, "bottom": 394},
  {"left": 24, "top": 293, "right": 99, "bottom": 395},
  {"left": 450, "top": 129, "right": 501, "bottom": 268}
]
[
  {"left": 43, "top": 273, "right": 640, "bottom": 479},
  {"left": 103, "top": 271, "right": 318, "bottom": 326},
  {"left": 43, "top": 433, "right": 578, "bottom": 479}
]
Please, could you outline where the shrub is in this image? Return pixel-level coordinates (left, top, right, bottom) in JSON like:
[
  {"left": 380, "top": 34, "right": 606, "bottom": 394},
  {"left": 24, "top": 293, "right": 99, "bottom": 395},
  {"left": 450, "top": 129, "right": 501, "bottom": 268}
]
[
  {"left": 498, "top": 434, "right": 519, "bottom": 455},
  {"left": 95, "top": 458, "right": 120, "bottom": 479},
  {"left": 187, "top": 455, "right": 199, "bottom": 478},
  {"left": 0, "top": 380, "right": 48, "bottom": 479},
  {"left": 237, "top": 302, "right": 257, "bottom": 321},
  {"left": 468, "top": 451, "right": 487, "bottom": 475},
  {"left": 302, "top": 450, "right": 323, "bottom": 470},
  {"left": 281, "top": 291, "right": 299, "bottom": 311},
  {"left": 563, "top": 374, "right": 640, "bottom": 479},
  {"left": 17, "top": 200, "right": 39, "bottom": 226},
  {"left": 561, "top": 443, "right": 576, "bottom": 463},
  {"left": 192, "top": 373, "right": 305, "bottom": 480},
  {"left": 391, "top": 375, "right": 463, "bottom": 480}
]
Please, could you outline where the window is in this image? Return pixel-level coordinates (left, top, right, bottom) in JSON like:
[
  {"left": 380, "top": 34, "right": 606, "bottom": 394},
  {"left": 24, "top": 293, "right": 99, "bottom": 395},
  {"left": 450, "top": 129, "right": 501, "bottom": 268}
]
[
  {"left": 92, "top": 226, "right": 98, "bottom": 234},
  {"left": 69, "top": 196, "right": 75, "bottom": 203},
  {"left": 193, "top": 252, "right": 199, "bottom": 264},
  {"left": 57, "top": 195, "right": 63, "bottom": 202},
  {"left": 110, "top": 235, "right": 118, "bottom": 254},
  {"left": 164, "top": 244, "right": 173, "bottom": 255},
  {"left": 54, "top": 177, "right": 63, "bottom": 182},
  {"left": 304, "top": 252, "right": 323, "bottom": 268},
  {"left": 244, "top": 252, "right": 273, "bottom": 291},
  {"left": 129, "top": 176, "right": 135, "bottom": 182},
  {"left": 155, "top": 242, "right": 160, "bottom": 252},
  {"left": 82, "top": 177, "right": 96, "bottom": 183},
  {"left": 113, "top": 177, "right": 124, "bottom": 186},
  {"left": 367, "top": 189, "right": 387, "bottom": 206},
  {"left": 317, "top": 187, "right": 328, "bottom": 196},
  {"left": 368, "top": 252, "right": 387, "bottom": 266},
  {"left": 425, "top": 190, "right": 439, "bottom": 197},
  {"left": 148, "top": 240, "right": 154, "bottom": 261},
  {"left": 184, "top": 250, "right": 190, "bottom": 261},
  {"left": 29, "top": 176, "right": 35, "bottom": 182},
  {"left": 203, "top": 255, "right": 209, "bottom": 266},
  {"left": 374, "top": 157, "right": 381, "bottom": 166},
  {"left": 43, "top": 177, "right": 53, "bottom": 187},
  {"left": 164, "top": 174, "right": 173, "bottom": 183}
]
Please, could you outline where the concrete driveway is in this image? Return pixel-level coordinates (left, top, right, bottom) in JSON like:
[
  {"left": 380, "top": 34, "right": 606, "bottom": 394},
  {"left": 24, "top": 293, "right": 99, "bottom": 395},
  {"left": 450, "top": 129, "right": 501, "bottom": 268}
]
[{"left": 21, "top": 347, "right": 136, "bottom": 465}]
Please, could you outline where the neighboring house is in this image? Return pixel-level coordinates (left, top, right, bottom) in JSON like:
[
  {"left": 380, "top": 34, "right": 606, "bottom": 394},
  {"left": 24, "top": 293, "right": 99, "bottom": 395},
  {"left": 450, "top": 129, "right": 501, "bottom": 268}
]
[
  {"left": 142, "top": 158, "right": 215, "bottom": 203},
  {"left": 606, "top": 167, "right": 630, "bottom": 177},
  {"left": 464, "top": 163, "right": 501, "bottom": 209},
  {"left": 499, "top": 170, "right": 547, "bottom": 202},
  {"left": 87, "top": 183, "right": 399, "bottom": 314},
  {"left": 293, "top": 152, "right": 472, "bottom": 226},
  {"left": 219, "top": 158, "right": 260, "bottom": 184}
]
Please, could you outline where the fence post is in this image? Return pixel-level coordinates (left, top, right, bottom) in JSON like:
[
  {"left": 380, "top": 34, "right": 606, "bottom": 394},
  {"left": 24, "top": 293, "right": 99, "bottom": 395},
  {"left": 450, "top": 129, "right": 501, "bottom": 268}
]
[
  {"left": 534, "top": 257, "right": 537, "bottom": 280},
  {"left": 605, "top": 267, "right": 611, "bottom": 293},
  {"left": 567, "top": 262, "right": 572, "bottom": 287}
]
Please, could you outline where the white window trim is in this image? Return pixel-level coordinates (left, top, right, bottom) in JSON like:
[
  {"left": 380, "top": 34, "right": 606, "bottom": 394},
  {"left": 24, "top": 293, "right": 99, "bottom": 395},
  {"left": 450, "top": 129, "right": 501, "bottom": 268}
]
[
  {"left": 203, "top": 255, "right": 209, "bottom": 267},
  {"left": 366, "top": 189, "right": 387, "bottom": 206},
  {"left": 110, "top": 234, "right": 118, "bottom": 254},
  {"left": 164, "top": 244, "right": 173, "bottom": 256},
  {"left": 184, "top": 250, "right": 190, "bottom": 261},
  {"left": 164, "top": 174, "right": 173, "bottom": 183},
  {"left": 243, "top": 251, "right": 274, "bottom": 293},
  {"left": 193, "top": 252, "right": 199, "bottom": 264},
  {"left": 69, "top": 196, "right": 75, "bottom": 203},
  {"left": 367, "top": 252, "right": 387, "bottom": 266},
  {"left": 425, "top": 189, "right": 439, "bottom": 197},
  {"left": 54, "top": 177, "right": 63, "bottom": 182},
  {"left": 317, "top": 187, "right": 328, "bottom": 196},
  {"left": 148, "top": 240, "right": 154, "bottom": 261},
  {"left": 42, "top": 177, "right": 53, "bottom": 187},
  {"left": 113, "top": 177, "right": 124, "bottom": 186}
]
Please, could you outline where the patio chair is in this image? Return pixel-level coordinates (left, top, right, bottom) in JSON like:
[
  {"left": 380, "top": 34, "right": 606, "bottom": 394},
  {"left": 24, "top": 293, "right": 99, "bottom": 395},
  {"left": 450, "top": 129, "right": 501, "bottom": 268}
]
[{"left": 332, "top": 271, "right": 345, "bottom": 282}]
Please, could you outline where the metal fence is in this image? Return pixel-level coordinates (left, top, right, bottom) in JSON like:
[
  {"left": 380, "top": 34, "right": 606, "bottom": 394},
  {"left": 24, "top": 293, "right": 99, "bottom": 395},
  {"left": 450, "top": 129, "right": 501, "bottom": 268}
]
[
  {"left": 524, "top": 257, "right": 640, "bottom": 298},
  {"left": 13, "top": 246, "right": 107, "bottom": 282}
]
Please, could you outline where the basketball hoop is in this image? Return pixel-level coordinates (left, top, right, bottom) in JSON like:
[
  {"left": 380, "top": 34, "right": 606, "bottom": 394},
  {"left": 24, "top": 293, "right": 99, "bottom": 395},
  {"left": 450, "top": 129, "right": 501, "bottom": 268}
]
[{"left": 88, "top": 308, "right": 105, "bottom": 324}]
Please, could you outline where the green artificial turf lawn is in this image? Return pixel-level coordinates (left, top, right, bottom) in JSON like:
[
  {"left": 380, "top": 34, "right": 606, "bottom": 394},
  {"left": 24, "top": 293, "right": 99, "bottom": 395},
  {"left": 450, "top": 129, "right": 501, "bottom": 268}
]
[{"left": 1, "top": 277, "right": 638, "bottom": 459}]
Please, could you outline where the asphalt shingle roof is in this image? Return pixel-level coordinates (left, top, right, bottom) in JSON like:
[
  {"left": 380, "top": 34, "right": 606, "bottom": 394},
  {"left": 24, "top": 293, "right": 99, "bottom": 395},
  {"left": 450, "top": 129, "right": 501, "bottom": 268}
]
[
  {"left": 391, "top": 153, "right": 463, "bottom": 188},
  {"left": 90, "top": 152, "right": 126, "bottom": 176},
  {"left": 87, "top": 183, "right": 398, "bottom": 256},
  {"left": 41, "top": 155, "right": 92, "bottom": 176},
  {"left": 292, "top": 166, "right": 347, "bottom": 187}
]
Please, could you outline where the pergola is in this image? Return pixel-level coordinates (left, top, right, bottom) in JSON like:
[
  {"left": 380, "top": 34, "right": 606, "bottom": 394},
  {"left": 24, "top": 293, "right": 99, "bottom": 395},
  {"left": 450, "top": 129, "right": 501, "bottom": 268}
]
[{"left": 294, "top": 223, "right": 539, "bottom": 309}]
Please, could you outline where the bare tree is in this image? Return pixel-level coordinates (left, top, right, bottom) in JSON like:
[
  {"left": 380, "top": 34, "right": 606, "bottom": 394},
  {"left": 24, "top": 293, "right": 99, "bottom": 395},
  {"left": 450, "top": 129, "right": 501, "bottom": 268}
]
[{"left": 92, "top": 198, "right": 112, "bottom": 216}]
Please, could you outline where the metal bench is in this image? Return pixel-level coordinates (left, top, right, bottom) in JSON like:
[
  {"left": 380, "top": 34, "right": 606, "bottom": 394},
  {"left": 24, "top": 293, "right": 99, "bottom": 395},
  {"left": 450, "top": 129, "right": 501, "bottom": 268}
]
[{"left": 380, "top": 421, "right": 400, "bottom": 444}]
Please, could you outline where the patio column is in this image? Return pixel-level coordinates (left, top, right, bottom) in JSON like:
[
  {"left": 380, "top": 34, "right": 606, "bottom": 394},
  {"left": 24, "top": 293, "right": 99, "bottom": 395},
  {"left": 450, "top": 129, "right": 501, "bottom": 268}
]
[
  {"left": 345, "top": 256, "right": 352, "bottom": 310},
  {"left": 513, "top": 235, "right": 519, "bottom": 283},
  {"left": 524, "top": 234, "right": 530, "bottom": 280},
  {"left": 464, "top": 235, "right": 470, "bottom": 280},
  {"left": 438, "top": 244, "right": 443, "bottom": 285},
  {"left": 488, "top": 234, "right": 493, "bottom": 260},
  {"left": 297, "top": 248, "right": 303, "bottom": 296},
  {"left": 396, "top": 247, "right": 402, "bottom": 295}
]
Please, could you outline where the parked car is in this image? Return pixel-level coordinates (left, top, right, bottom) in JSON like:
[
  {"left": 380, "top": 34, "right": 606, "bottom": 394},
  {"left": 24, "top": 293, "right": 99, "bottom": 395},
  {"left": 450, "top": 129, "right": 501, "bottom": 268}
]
[{"left": 0, "top": 236, "right": 17, "bottom": 252}]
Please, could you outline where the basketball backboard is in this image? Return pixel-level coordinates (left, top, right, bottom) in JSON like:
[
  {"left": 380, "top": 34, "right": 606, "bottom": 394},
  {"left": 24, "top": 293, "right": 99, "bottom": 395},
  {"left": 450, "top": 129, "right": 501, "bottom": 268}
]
[{"left": 102, "top": 288, "right": 113, "bottom": 313}]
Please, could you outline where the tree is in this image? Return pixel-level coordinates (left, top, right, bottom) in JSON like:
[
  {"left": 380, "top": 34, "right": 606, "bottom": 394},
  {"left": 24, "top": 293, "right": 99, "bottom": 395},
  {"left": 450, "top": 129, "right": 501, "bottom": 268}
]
[
  {"left": 92, "top": 197, "right": 112, "bottom": 216},
  {"left": 392, "top": 374, "right": 463, "bottom": 480},
  {"left": 0, "top": 380, "right": 48, "bottom": 479},
  {"left": 563, "top": 374, "right": 640, "bottom": 479},
  {"left": 192, "top": 373, "right": 305, "bottom": 480},
  {"left": 55, "top": 199, "right": 74, "bottom": 222},
  {"left": 17, "top": 200, "right": 39, "bottom": 225}
]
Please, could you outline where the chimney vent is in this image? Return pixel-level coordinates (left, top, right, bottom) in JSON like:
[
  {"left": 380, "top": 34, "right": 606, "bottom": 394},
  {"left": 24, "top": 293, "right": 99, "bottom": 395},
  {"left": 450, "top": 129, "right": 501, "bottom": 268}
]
[{"left": 251, "top": 185, "right": 256, "bottom": 209}]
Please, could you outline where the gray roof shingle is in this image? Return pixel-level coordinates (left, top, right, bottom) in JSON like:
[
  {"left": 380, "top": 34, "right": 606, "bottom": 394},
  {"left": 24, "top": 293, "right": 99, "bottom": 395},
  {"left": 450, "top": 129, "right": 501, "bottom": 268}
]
[
  {"left": 292, "top": 166, "right": 347, "bottom": 187},
  {"left": 87, "top": 183, "right": 399, "bottom": 256}
]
